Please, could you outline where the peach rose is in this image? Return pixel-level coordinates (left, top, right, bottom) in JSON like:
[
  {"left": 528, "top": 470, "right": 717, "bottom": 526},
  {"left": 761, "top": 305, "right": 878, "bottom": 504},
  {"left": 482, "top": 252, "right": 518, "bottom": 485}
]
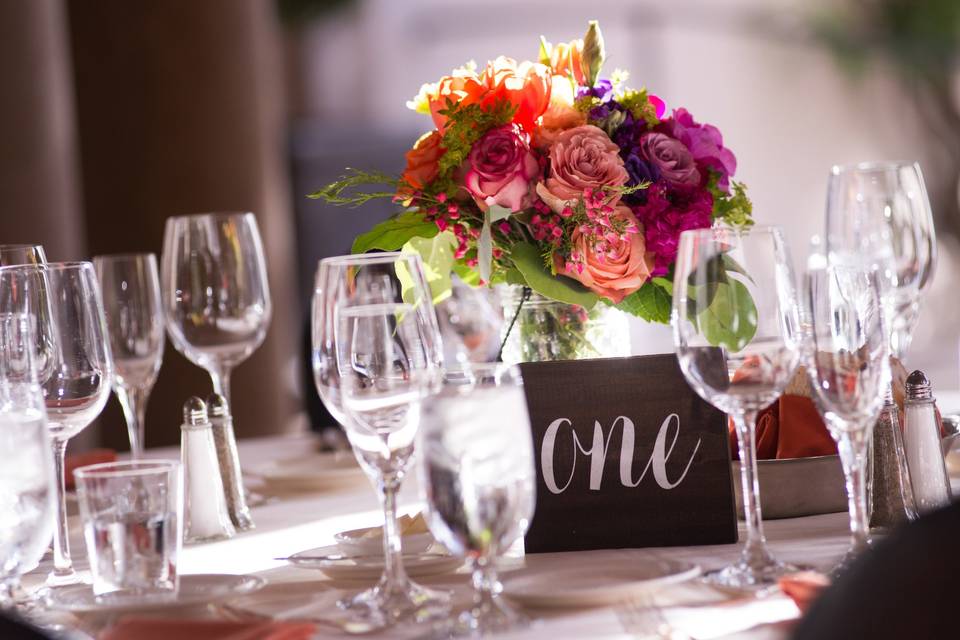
[
  {"left": 555, "top": 206, "right": 654, "bottom": 303},
  {"left": 548, "top": 40, "right": 586, "bottom": 86},
  {"left": 401, "top": 130, "right": 444, "bottom": 192},
  {"left": 536, "top": 125, "right": 628, "bottom": 213}
]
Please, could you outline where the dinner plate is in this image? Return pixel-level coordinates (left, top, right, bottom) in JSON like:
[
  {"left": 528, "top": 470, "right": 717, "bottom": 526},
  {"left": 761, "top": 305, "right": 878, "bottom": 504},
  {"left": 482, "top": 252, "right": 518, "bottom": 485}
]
[
  {"left": 247, "top": 451, "right": 365, "bottom": 491},
  {"left": 44, "top": 573, "right": 265, "bottom": 614},
  {"left": 285, "top": 544, "right": 462, "bottom": 580},
  {"left": 501, "top": 559, "right": 700, "bottom": 609}
]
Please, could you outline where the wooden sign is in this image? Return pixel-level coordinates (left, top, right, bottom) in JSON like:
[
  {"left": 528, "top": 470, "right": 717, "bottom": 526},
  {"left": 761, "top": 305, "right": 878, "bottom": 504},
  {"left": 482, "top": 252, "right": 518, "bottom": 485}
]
[{"left": 519, "top": 354, "right": 737, "bottom": 553}]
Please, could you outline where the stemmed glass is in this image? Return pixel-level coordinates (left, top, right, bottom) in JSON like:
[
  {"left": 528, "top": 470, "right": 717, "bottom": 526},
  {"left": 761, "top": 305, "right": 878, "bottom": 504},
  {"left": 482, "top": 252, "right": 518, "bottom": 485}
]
[
  {"left": 826, "top": 162, "right": 936, "bottom": 359},
  {"left": 0, "top": 262, "right": 114, "bottom": 585},
  {"left": 161, "top": 212, "right": 271, "bottom": 412},
  {"left": 420, "top": 363, "right": 536, "bottom": 635},
  {"left": 94, "top": 254, "right": 165, "bottom": 458},
  {"left": 0, "top": 312, "right": 55, "bottom": 607},
  {"left": 0, "top": 245, "right": 47, "bottom": 267},
  {"left": 804, "top": 264, "right": 889, "bottom": 572},
  {"left": 313, "top": 253, "right": 446, "bottom": 626},
  {"left": 671, "top": 226, "right": 802, "bottom": 588}
]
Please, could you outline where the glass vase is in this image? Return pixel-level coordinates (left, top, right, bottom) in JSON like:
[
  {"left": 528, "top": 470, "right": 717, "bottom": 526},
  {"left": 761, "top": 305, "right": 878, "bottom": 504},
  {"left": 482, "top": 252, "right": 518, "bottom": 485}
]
[{"left": 499, "top": 286, "right": 630, "bottom": 363}]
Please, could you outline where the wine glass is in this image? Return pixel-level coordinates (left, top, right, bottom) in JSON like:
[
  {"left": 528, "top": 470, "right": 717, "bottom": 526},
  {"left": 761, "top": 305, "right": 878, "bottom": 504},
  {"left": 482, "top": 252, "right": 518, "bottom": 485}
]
[
  {"left": 671, "top": 225, "right": 802, "bottom": 588},
  {"left": 825, "top": 162, "right": 936, "bottom": 359},
  {"left": 93, "top": 254, "right": 164, "bottom": 458},
  {"left": 313, "top": 253, "right": 447, "bottom": 626},
  {"left": 804, "top": 264, "right": 889, "bottom": 572},
  {"left": 0, "top": 244, "right": 46, "bottom": 267},
  {"left": 436, "top": 278, "right": 503, "bottom": 365},
  {"left": 161, "top": 212, "right": 271, "bottom": 414},
  {"left": 0, "top": 262, "right": 113, "bottom": 586},
  {"left": 0, "top": 312, "right": 55, "bottom": 607},
  {"left": 420, "top": 363, "right": 535, "bottom": 635}
]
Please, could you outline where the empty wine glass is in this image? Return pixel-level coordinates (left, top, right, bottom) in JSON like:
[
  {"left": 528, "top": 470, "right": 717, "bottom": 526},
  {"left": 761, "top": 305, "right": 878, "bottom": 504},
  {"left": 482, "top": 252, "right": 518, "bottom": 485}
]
[
  {"left": 0, "top": 312, "right": 55, "bottom": 607},
  {"left": 825, "top": 162, "right": 936, "bottom": 359},
  {"left": 420, "top": 363, "right": 535, "bottom": 635},
  {"left": 0, "top": 262, "right": 114, "bottom": 586},
  {"left": 804, "top": 264, "right": 889, "bottom": 572},
  {"left": 161, "top": 212, "right": 271, "bottom": 416},
  {"left": 94, "top": 254, "right": 164, "bottom": 458},
  {"left": 313, "top": 253, "right": 447, "bottom": 626},
  {"left": 672, "top": 226, "right": 802, "bottom": 588},
  {"left": 0, "top": 244, "right": 47, "bottom": 268}
]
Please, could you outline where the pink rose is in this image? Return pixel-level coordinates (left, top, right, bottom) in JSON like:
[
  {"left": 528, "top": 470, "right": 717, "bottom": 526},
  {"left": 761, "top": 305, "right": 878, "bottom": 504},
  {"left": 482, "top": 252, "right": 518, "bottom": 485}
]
[
  {"left": 555, "top": 205, "right": 654, "bottom": 303},
  {"left": 536, "top": 125, "right": 628, "bottom": 214},
  {"left": 638, "top": 132, "right": 700, "bottom": 186},
  {"left": 464, "top": 125, "right": 540, "bottom": 211}
]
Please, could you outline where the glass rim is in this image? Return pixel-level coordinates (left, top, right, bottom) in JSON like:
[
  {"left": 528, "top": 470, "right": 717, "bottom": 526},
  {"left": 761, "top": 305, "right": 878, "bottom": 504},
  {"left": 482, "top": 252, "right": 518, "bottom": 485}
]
[
  {"left": 165, "top": 211, "right": 255, "bottom": 222},
  {"left": 74, "top": 459, "right": 179, "bottom": 480},
  {"left": 830, "top": 160, "right": 920, "bottom": 175},
  {"left": 679, "top": 224, "right": 784, "bottom": 241},
  {"left": 0, "top": 260, "right": 93, "bottom": 274},
  {"left": 0, "top": 243, "right": 44, "bottom": 251},
  {"left": 92, "top": 252, "right": 158, "bottom": 263},
  {"left": 318, "top": 252, "right": 410, "bottom": 267}
]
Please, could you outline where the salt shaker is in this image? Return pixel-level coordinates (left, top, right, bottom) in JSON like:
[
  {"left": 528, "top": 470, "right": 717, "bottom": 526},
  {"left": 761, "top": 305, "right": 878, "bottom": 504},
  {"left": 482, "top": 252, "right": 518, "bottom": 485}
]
[
  {"left": 869, "top": 388, "right": 917, "bottom": 529},
  {"left": 180, "top": 397, "right": 235, "bottom": 543},
  {"left": 208, "top": 394, "right": 254, "bottom": 531},
  {"left": 902, "top": 371, "right": 952, "bottom": 515}
]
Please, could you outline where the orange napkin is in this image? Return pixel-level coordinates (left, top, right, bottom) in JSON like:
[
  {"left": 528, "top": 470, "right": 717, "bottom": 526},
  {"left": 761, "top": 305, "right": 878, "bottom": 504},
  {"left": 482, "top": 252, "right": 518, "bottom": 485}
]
[
  {"left": 729, "top": 395, "right": 838, "bottom": 460},
  {"left": 101, "top": 618, "right": 316, "bottom": 640},
  {"left": 778, "top": 571, "right": 831, "bottom": 614},
  {"left": 64, "top": 449, "right": 116, "bottom": 489}
]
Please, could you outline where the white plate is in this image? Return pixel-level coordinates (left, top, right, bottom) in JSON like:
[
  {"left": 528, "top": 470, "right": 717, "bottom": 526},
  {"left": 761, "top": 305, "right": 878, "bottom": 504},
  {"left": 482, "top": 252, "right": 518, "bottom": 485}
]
[
  {"left": 44, "top": 573, "right": 265, "bottom": 614},
  {"left": 285, "top": 544, "right": 462, "bottom": 580},
  {"left": 501, "top": 559, "right": 700, "bottom": 609},
  {"left": 248, "top": 452, "right": 364, "bottom": 491}
]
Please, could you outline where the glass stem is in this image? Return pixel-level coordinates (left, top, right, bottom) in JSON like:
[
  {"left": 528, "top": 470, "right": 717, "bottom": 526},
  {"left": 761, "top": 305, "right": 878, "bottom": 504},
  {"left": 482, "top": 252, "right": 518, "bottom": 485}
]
[
  {"left": 470, "top": 556, "right": 500, "bottom": 614},
  {"left": 51, "top": 437, "right": 73, "bottom": 578},
  {"left": 116, "top": 385, "right": 148, "bottom": 458},
  {"left": 732, "top": 410, "right": 772, "bottom": 567},
  {"left": 377, "top": 472, "right": 407, "bottom": 590},
  {"left": 837, "top": 428, "right": 871, "bottom": 552},
  {"left": 209, "top": 366, "right": 232, "bottom": 408}
]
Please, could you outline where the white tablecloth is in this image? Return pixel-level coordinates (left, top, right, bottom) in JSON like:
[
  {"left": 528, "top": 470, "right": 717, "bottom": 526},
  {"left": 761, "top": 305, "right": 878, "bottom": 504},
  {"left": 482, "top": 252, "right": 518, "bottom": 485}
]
[{"left": 29, "top": 433, "right": 860, "bottom": 639}]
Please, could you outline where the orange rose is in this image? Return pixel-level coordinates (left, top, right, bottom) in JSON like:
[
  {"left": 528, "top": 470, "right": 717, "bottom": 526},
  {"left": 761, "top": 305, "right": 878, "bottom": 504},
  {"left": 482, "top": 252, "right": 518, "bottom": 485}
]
[
  {"left": 481, "top": 56, "right": 552, "bottom": 133},
  {"left": 400, "top": 130, "right": 444, "bottom": 194},
  {"left": 549, "top": 40, "right": 585, "bottom": 86},
  {"left": 427, "top": 68, "right": 487, "bottom": 131}
]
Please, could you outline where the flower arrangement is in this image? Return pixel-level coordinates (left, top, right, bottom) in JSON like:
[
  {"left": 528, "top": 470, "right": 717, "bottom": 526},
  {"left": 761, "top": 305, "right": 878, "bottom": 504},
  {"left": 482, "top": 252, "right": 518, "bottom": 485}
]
[{"left": 312, "top": 21, "right": 754, "bottom": 327}]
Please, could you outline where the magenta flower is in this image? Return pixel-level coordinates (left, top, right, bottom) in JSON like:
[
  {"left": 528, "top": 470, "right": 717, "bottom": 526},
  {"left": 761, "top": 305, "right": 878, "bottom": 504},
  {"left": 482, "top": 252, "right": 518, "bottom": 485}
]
[
  {"left": 464, "top": 124, "right": 540, "bottom": 211},
  {"left": 660, "top": 108, "right": 737, "bottom": 192},
  {"left": 630, "top": 183, "right": 713, "bottom": 276}
]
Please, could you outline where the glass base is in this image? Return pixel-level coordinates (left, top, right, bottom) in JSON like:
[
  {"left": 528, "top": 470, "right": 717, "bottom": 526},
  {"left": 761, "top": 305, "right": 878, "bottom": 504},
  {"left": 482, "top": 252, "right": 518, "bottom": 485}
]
[
  {"left": 452, "top": 593, "right": 528, "bottom": 637},
  {"left": 337, "top": 575, "right": 450, "bottom": 627},
  {"left": 44, "top": 567, "right": 82, "bottom": 588},
  {"left": 704, "top": 558, "right": 805, "bottom": 591}
]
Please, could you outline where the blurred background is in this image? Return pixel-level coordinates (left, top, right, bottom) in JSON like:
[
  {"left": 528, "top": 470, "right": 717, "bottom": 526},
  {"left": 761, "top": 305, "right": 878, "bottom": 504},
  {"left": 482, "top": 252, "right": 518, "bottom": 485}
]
[{"left": 2, "top": 0, "right": 958, "bottom": 451}]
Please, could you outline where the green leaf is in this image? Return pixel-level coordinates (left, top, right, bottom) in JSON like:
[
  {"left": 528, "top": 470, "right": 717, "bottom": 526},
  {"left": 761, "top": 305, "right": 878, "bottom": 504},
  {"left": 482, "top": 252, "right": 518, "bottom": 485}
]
[
  {"left": 580, "top": 20, "right": 605, "bottom": 87},
  {"left": 453, "top": 262, "right": 481, "bottom": 286},
  {"left": 510, "top": 242, "right": 598, "bottom": 309},
  {"left": 308, "top": 168, "right": 399, "bottom": 208},
  {"left": 351, "top": 212, "right": 438, "bottom": 254},
  {"left": 538, "top": 35, "right": 552, "bottom": 65},
  {"left": 697, "top": 279, "right": 758, "bottom": 352},
  {"left": 615, "top": 281, "right": 671, "bottom": 323},
  {"left": 401, "top": 231, "right": 457, "bottom": 304}
]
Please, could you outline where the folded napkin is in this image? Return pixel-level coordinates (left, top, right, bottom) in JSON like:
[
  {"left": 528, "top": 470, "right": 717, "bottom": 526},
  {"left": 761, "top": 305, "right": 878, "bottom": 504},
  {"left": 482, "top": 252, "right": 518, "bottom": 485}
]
[
  {"left": 779, "top": 572, "right": 831, "bottom": 614},
  {"left": 65, "top": 449, "right": 116, "bottom": 489},
  {"left": 101, "top": 618, "right": 316, "bottom": 640}
]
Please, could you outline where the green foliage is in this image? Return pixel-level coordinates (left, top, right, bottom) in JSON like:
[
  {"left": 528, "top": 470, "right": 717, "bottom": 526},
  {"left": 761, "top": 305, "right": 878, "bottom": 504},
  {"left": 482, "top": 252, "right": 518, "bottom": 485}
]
[
  {"left": 401, "top": 231, "right": 457, "bottom": 304},
  {"left": 618, "top": 88, "right": 661, "bottom": 127},
  {"left": 437, "top": 98, "right": 516, "bottom": 178},
  {"left": 351, "top": 212, "right": 438, "bottom": 254},
  {"left": 580, "top": 20, "right": 606, "bottom": 87},
  {"left": 308, "top": 169, "right": 399, "bottom": 208},
  {"left": 697, "top": 279, "right": 758, "bottom": 352},
  {"left": 614, "top": 280, "right": 672, "bottom": 323},
  {"left": 709, "top": 176, "right": 754, "bottom": 228},
  {"left": 510, "top": 242, "right": 598, "bottom": 309}
]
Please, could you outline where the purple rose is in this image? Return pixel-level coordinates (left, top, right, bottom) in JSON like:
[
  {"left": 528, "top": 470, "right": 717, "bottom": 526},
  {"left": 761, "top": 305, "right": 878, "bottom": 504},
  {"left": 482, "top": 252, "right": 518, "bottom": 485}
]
[
  {"left": 661, "top": 108, "right": 736, "bottom": 192},
  {"left": 638, "top": 133, "right": 700, "bottom": 186}
]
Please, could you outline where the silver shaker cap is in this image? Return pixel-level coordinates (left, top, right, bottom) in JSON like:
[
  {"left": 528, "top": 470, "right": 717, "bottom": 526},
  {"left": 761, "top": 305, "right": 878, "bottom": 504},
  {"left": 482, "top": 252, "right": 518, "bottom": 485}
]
[
  {"left": 905, "top": 370, "right": 933, "bottom": 402},
  {"left": 207, "top": 393, "right": 229, "bottom": 419},
  {"left": 183, "top": 396, "right": 209, "bottom": 425}
]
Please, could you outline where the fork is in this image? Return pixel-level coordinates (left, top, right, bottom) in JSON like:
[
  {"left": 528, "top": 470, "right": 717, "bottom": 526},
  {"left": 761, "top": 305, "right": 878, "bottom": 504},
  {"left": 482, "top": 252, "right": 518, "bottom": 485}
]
[{"left": 617, "top": 592, "right": 690, "bottom": 640}]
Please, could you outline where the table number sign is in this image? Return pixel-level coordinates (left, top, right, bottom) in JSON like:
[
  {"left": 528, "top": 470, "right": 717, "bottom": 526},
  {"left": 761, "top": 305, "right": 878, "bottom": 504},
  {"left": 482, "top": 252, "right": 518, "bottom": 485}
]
[{"left": 519, "top": 354, "right": 737, "bottom": 553}]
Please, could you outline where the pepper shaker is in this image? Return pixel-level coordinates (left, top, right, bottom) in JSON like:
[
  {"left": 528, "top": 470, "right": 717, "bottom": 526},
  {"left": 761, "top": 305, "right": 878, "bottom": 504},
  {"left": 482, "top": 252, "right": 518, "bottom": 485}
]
[
  {"left": 869, "top": 387, "right": 917, "bottom": 529},
  {"left": 180, "top": 397, "right": 235, "bottom": 543},
  {"left": 208, "top": 393, "right": 254, "bottom": 531},
  {"left": 902, "top": 371, "right": 952, "bottom": 515}
]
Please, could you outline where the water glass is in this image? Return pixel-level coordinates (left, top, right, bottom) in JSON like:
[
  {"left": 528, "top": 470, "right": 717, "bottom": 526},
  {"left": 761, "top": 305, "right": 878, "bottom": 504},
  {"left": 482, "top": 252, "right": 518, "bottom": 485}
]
[
  {"left": 671, "top": 225, "right": 802, "bottom": 588},
  {"left": 74, "top": 460, "right": 182, "bottom": 601},
  {"left": 0, "top": 244, "right": 46, "bottom": 267},
  {"left": 420, "top": 363, "right": 535, "bottom": 635},
  {"left": 94, "top": 253, "right": 165, "bottom": 458},
  {"left": 0, "top": 312, "right": 55, "bottom": 607}
]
